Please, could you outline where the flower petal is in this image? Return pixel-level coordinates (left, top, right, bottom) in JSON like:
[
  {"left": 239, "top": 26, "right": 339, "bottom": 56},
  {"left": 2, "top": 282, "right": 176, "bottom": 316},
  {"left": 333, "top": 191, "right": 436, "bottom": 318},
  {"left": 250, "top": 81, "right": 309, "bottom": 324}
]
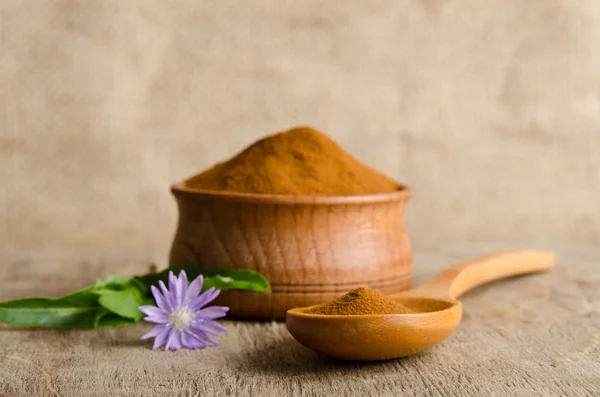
[
  {"left": 168, "top": 271, "right": 179, "bottom": 304},
  {"left": 152, "top": 326, "right": 172, "bottom": 350},
  {"left": 139, "top": 305, "right": 167, "bottom": 318},
  {"left": 171, "top": 330, "right": 183, "bottom": 351},
  {"left": 202, "top": 321, "right": 227, "bottom": 336},
  {"left": 158, "top": 280, "right": 176, "bottom": 308},
  {"left": 190, "top": 327, "right": 219, "bottom": 346},
  {"left": 195, "top": 306, "right": 229, "bottom": 320},
  {"left": 181, "top": 330, "right": 207, "bottom": 350},
  {"left": 140, "top": 324, "right": 168, "bottom": 340},
  {"left": 144, "top": 315, "right": 170, "bottom": 325},
  {"left": 189, "top": 287, "right": 220, "bottom": 311},
  {"left": 185, "top": 274, "right": 204, "bottom": 302},
  {"left": 150, "top": 285, "right": 171, "bottom": 311},
  {"left": 177, "top": 270, "right": 188, "bottom": 306},
  {"left": 165, "top": 328, "right": 182, "bottom": 351},
  {"left": 206, "top": 287, "right": 221, "bottom": 302},
  {"left": 192, "top": 320, "right": 227, "bottom": 336}
]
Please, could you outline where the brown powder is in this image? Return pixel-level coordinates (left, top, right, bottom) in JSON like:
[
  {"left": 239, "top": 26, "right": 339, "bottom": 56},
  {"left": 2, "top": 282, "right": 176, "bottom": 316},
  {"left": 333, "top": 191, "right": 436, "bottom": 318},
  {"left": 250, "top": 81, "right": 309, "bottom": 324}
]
[
  {"left": 306, "top": 287, "right": 415, "bottom": 315},
  {"left": 185, "top": 126, "right": 402, "bottom": 196}
]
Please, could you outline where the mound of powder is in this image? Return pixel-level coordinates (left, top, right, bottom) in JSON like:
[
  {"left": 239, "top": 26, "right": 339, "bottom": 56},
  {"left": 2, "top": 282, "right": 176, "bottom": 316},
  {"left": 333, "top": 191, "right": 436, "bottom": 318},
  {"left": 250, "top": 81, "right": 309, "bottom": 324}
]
[
  {"left": 185, "top": 126, "right": 402, "bottom": 196},
  {"left": 306, "top": 287, "right": 414, "bottom": 315}
]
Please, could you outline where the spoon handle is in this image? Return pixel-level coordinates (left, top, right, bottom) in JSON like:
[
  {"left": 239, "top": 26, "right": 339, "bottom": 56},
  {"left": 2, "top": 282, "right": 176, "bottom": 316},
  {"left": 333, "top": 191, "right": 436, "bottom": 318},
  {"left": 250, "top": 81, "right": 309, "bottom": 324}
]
[{"left": 399, "top": 250, "right": 556, "bottom": 300}]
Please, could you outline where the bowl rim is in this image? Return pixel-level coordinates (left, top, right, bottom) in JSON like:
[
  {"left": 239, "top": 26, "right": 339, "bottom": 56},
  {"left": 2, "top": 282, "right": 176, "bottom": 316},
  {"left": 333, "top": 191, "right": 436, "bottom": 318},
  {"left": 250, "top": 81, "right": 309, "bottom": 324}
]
[{"left": 170, "top": 181, "right": 413, "bottom": 205}]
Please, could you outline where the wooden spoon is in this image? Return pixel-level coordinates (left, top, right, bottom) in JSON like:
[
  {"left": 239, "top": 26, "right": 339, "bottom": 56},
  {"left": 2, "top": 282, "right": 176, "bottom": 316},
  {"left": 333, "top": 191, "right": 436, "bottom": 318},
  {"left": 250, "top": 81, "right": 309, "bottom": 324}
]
[{"left": 285, "top": 250, "right": 555, "bottom": 361}]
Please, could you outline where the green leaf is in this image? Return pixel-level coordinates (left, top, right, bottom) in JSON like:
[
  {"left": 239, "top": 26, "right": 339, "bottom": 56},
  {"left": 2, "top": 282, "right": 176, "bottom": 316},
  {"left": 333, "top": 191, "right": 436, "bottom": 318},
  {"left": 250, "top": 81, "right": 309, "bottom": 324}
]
[
  {"left": 130, "top": 278, "right": 149, "bottom": 296},
  {"left": 0, "top": 294, "right": 100, "bottom": 328},
  {"left": 97, "top": 313, "right": 136, "bottom": 328},
  {"left": 200, "top": 268, "right": 271, "bottom": 292},
  {"left": 93, "top": 275, "right": 131, "bottom": 290},
  {"left": 134, "top": 265, "right": 197, "bottom": 291},
  {"left": 97, "top": 287, "right": 145, "bottom": 321},
  {"left": 94, "top": 308, "right": 136, "bottom": 328},
  {"left": 93, "top": 307, "right": 110, "bottom": 328},
  {"left": 0, "top": 276, "right": 143, "bottom": 329},
  {"left": 0, "top": 266, "right": 271, "bottom": 329},
  {"left": 135, "top": 266, "right": 271, "bottom": 293}
]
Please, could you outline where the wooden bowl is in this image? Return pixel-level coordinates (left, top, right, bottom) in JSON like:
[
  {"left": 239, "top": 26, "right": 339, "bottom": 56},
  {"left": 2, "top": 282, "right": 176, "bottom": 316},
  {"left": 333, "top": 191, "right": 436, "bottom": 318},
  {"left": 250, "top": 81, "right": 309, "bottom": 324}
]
[{"left": 168, "top": 182, "right": 413, "bottom": 320}]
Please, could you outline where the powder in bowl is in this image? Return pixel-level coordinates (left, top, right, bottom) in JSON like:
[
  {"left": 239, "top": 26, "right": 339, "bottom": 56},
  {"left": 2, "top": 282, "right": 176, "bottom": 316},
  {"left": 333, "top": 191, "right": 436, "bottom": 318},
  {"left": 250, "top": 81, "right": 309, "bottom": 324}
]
[{"left": 185, "top": 126, "right": 402, "bottom": 196}]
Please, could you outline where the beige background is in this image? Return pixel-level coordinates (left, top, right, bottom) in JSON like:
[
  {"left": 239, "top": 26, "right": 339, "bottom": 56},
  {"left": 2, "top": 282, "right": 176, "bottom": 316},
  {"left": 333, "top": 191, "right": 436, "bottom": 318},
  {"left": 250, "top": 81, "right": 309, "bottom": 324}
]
[
  {"left": 2, "top": 0, "right": 600, "bottom": 264},
  {"left": 1, "top": 2, "right": 599, "bottom": 396}
]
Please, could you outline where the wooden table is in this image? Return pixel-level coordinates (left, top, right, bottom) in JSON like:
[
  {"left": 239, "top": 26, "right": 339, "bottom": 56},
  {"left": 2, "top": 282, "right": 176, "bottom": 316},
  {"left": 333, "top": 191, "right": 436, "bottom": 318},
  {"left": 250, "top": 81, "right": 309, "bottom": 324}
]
[{"left": 1, "top": 244, "right": 599, "bottom": 396}]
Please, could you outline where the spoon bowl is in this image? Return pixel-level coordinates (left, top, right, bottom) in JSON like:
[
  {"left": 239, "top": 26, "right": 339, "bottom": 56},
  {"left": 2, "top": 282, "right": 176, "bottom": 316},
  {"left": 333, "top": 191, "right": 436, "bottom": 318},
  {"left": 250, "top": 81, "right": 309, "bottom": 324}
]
[
  {"left": 287, "top": 298, "right": 460, "bottom": 361},
  {"left": 286, "top": 251, "right": 555, "bottom": 361}
]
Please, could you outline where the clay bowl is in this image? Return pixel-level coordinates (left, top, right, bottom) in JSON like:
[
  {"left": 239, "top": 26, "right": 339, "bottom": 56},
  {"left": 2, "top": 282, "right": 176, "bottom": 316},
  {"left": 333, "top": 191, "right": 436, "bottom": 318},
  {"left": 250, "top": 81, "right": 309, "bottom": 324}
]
[{"left": 168, "top": 182, "right": 413, "bottom": 320}]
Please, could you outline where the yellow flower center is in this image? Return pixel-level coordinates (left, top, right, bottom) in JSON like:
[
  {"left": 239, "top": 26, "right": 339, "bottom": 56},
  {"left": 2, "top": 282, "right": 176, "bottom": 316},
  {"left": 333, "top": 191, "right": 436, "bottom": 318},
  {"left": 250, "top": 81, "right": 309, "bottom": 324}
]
[{"left": 170, "top": 309, "right": 193, "bottom": 330}]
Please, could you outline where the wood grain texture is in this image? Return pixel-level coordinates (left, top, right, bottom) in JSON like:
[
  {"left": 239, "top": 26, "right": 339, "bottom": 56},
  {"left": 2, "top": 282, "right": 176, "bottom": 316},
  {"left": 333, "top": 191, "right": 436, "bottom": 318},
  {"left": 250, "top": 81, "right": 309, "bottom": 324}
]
[
  {"left": 286, "top": 251, "right": 555, "bottom": 361},
  {"left": 1, "top": 245, "right": 598, "bottom": 396},
  {"left": 169, "top": 183, "right": 413, "bottom": 319}
]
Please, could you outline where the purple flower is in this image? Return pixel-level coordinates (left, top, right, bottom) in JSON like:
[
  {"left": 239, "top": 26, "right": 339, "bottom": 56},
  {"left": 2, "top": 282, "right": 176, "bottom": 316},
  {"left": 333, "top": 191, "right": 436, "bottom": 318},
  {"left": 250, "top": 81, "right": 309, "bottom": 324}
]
[{"left": 139, "top": 270, "right": 229, "bottom": 351}]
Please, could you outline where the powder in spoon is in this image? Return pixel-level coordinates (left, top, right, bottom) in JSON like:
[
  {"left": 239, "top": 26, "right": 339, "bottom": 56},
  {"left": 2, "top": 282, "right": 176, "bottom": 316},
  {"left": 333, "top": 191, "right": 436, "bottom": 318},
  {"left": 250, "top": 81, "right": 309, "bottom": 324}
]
[{"left": 306, "top": 287, "right": 415, "bottom": 315}]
